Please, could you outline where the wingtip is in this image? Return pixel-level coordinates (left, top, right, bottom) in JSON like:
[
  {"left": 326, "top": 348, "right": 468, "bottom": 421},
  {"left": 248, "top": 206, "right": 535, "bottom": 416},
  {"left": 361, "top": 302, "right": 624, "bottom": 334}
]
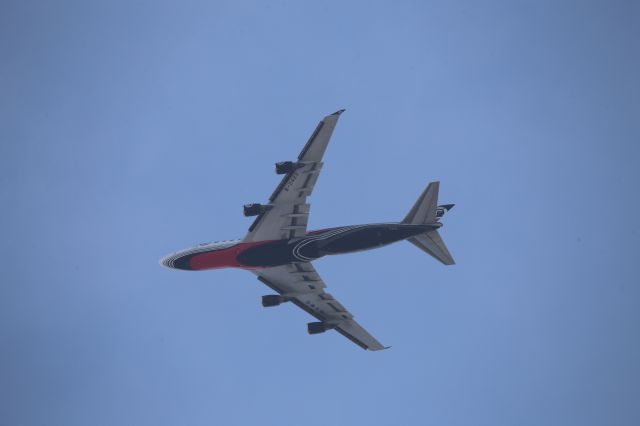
[
  {"left": 331, "top": 109, "right": 346, "bottom": 116},
  {"left": 368, "top": 345, "right": 391, "bottom": 351}
]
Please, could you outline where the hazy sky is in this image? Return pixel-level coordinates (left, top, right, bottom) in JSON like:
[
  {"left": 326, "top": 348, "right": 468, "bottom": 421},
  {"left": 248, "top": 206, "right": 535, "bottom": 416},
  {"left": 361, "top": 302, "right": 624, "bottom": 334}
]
[{"left": 2, "top": 1, "right": 639, "bottom": 425}]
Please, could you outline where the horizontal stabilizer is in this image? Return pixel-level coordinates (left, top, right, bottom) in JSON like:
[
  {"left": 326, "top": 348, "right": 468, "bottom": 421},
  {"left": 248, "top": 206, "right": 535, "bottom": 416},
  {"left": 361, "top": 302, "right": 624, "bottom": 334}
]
[{"left": 408, "top": 230, "right": 455, "bottom": 265}]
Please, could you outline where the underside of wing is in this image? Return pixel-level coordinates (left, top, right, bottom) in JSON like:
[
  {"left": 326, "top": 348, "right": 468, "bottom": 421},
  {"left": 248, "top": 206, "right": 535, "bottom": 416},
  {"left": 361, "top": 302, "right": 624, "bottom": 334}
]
[
  {"left": 243, "top": 110, "right": 345, "bottom": 242},
  {"left": 252, "top": 263, "right": 387, "bottom": 351}
]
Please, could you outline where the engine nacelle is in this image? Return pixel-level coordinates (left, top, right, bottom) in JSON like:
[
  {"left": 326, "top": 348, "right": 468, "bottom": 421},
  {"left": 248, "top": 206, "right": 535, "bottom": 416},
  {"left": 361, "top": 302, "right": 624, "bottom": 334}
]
[
  {"left": 262, "top": 295, "right": 288, "bottom": 307},
  {"left": 243, "top": 203, "right": 271, "bottom": 217},
  {"left": 275, "top": 161, "right": 303, "bottom": 175},
  {"left": 307, "top": 321, "right": 332, "bottom": 335}
]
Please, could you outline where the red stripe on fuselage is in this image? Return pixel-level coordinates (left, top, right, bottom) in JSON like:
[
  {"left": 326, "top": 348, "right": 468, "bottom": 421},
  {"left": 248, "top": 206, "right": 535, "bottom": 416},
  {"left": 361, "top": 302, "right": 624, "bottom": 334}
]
[
  {"left": 189, "top": 240, "right": 274, "bottom": 270},
  {"left": 187, "top": 229, "right": 335, "bottom": 270}
]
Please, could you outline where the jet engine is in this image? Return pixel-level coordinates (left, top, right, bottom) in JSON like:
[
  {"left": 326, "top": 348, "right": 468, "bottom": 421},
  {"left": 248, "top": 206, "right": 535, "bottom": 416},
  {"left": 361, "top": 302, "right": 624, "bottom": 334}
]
[
  {"left": 275, "top": 161, "right": 303, "bottom": 175},
  {"left": 262, "top": 295, "right": 288, "bottom": 307},
  {"left": 307, "top": 321, "right": 333, "bottom": 335},
  {"left": 243, "top": 203, "right": 271, "bottom": 217}
]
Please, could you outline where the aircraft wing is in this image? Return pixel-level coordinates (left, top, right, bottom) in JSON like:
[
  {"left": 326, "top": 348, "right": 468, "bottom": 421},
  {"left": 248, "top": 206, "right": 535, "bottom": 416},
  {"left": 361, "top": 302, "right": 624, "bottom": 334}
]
[
  {"left": 253, "top": 262, "right": 387, "bottom": 351},
  {"left": 243, "top": 110, "right": 345, "bottom": 242}
]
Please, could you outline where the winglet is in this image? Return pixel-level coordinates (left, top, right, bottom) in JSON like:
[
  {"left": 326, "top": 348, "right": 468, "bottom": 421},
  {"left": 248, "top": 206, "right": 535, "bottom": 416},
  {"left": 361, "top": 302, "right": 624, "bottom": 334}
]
[{"left": 331, "top": 109, "right": 346, "bottom": 116}]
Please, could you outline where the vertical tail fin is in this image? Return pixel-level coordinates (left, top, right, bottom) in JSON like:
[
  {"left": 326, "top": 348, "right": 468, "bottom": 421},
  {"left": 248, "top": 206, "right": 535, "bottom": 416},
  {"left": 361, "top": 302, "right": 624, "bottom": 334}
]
[
  {"left": 403, "top": 182, "right": 456, "bottom": 265},
  {"left": 402, "top": 181, "right": 440, "bottom": 225}
]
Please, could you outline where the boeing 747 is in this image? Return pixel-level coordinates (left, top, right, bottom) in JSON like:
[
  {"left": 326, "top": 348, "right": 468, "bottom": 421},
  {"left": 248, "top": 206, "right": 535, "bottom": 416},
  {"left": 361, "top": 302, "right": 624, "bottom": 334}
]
[{"left": 160, "top": 110, "right": 455, "bottom": 350}]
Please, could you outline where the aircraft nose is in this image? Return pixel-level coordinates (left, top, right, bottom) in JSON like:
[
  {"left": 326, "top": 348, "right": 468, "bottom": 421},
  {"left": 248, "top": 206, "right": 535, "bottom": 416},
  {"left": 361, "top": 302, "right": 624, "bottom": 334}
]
[
  {"left": 159, "top": 255, "right": 173, "bottom": 268},
  {"left": 159, "top": 251, "right": 193, "bottom": 270},
  {"left": 160, "top": 252, "right": 184, "bottom": 269}
]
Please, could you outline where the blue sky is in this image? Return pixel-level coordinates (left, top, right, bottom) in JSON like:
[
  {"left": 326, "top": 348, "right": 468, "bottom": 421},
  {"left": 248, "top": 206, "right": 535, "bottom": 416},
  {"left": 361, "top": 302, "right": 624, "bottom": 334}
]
[{"left": 1, "top": 1, "right": 639, "bottom": 425}]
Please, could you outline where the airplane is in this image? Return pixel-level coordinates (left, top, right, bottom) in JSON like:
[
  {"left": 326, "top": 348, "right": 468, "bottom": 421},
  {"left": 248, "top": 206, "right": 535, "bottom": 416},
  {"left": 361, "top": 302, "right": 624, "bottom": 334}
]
[{"left": 160, "top": 109, "right": 455, "bottom": 351}]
